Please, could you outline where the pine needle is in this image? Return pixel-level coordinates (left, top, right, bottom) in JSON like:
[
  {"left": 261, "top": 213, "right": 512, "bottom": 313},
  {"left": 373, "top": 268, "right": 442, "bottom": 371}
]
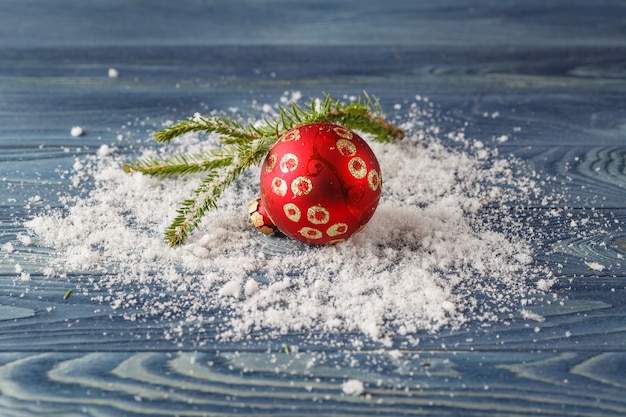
[
  {"left": 153, "top": 114, "right": 261, "bottom": 144},
  {"left": 123, "top": 151, "right": 234, "bottom": 178}
]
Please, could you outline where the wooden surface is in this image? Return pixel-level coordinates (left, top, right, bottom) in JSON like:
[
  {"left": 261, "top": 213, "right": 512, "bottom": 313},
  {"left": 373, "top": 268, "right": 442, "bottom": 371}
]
[{"left": 1, "top": 1, "right": 626, "bottom": 415}]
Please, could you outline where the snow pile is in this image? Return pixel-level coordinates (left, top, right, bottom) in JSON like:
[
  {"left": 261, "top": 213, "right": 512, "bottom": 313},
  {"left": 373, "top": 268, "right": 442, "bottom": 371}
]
[{"left": 26, "top": 95, "right": 552, "bottom": 346}]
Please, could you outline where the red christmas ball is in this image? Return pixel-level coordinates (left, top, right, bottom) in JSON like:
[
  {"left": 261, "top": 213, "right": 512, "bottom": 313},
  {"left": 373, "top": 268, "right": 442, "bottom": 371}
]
[{"left": 258, "top": 122, "right": 382, "bottom": 244}]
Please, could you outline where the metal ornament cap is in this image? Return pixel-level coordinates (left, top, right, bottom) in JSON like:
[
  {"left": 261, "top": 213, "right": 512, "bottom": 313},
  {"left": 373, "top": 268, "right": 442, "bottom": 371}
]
[{"left": 248, "top": 198, "right": 277, "bottom": 235}]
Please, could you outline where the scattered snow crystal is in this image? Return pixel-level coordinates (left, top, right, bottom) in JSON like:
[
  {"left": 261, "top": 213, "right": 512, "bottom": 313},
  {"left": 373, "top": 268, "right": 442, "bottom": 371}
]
[
  {"left": 342, "top": 379, "right": 365, "bottom": 396},
  {"left": 96, "top": 144, "right": 116, "bottom": 157},
  {"left": 1, "top": 242, "right": 15, "bottom": 253},
  {"left": 108, "top": 68, "right": 119, "bottom": 78},
  {"left": 585, "top": 261, "right": 605, "bottom": 271},
  {"left": 70, "top": 126, "right": 84, "bottom": 137}
]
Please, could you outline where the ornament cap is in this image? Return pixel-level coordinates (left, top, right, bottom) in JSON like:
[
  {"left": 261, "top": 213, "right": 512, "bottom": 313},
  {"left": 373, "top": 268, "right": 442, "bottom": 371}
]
[{"left": 248, "top": 198, "right": 277, "bottom": 235}]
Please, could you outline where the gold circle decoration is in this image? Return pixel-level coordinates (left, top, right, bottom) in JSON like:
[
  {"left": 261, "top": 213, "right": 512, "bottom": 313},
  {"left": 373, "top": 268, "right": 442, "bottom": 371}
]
[
  {"left": 348, "top": 157, "right": 367, "bottom": 179},
  {"left": 265, "top": 153, "right": 277, "bottom": 172},
  {"left": 279, "top": 153, "right": 299, "bottom": 173},
  {"left": 280, "top": 129, "right": 301, "bottom": 142},
  {"left": 299, "top": 227, "right": 322, "bottom": 240},
  {"left": 291, "top": 176, "right": 313, "bottom": 196},
  {"left": 283, "top": 203, "right": 301, "bottom": 222},
  {"left": 368, "top": 169, "right": 381, "bottom": 191},
  {"left": 307, "top": 205, "right": 330, "bottom": 225},
  {"left": 336, "top": 139, "right": 356, "bottom": 156},
  {"left": 326, "top": 223, "right": 349, "bottom": 237},
  {"left": 271, "top": 177, "right": 287, "bottom": 197},
  {"left": 333, "top": 126, "right": 353, "bottom": 140}
]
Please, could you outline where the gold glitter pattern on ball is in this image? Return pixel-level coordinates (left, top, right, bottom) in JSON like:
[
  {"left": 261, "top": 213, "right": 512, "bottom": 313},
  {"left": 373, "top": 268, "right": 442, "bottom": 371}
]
[
  {"left": 333, "top": 126, "right": 353, "bottom": 140},
  {"left": 307, "top": 205, "right": 330, "bottom": 225},
  {"left": 291, "top": 176, "right": 312, "bottom": 196},
  {"left": 327, "top": 223, "right": 348, "bottom": 237},
  {"left": 368, "top": 169, "right": 381, "bottom": 191},
  {"left": 348, "top": 157, "right": 367, "bottom": 179},
  {"left": 279, "top": 153, "right": 299, "bottom": 173},
  {"left": 299, "top": 227, "right": 322, "bottom": 240},
  {"left": 280, "top": 129, "right": 300, "bottom": 142},
  {"left": 337, "top": 139, "right": 356, "bottom": 156},
  {"left": 265, "top": 154, "right": 277, "bottom": 172},
  {"left": 283, "top": 203, "right": 301, "bottom": 222},
  {"left": 271, "top": 177, "right": 287, "bottom": 196}
]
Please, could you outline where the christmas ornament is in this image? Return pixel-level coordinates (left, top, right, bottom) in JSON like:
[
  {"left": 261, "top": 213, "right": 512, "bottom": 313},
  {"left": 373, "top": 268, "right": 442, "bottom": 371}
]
[
  {"left": 258, "top": 123, "right": 381, "bottom": 244},
  {"left": 123, "top": 93, "right": 403, "bottom": 246}
]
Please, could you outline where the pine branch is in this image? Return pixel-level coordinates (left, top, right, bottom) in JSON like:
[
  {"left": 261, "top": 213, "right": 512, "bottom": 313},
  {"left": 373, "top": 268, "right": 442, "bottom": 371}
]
[
  {"left": 164, "top": 136, "right": 276, "bottom": 246},
  {"left": 124, "top": 92, "right": 403, "bottom": 246}
]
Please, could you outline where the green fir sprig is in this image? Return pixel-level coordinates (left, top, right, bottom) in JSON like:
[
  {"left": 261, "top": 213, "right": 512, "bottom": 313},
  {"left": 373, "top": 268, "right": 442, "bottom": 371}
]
[{"left": 123, "top": 92, "right": 404, "bottom": 246}]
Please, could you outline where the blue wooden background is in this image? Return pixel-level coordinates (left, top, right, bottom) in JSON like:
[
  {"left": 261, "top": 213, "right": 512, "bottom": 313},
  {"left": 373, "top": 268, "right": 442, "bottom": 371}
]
[{"left": 1, "top": 1, "right": 626, "bottom": 415}]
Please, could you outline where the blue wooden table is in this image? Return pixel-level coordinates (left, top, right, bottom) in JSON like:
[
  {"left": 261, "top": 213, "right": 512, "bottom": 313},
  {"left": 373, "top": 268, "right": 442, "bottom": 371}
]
[{"left": 1, "top": 1, "right": 626, "bottom": 415}]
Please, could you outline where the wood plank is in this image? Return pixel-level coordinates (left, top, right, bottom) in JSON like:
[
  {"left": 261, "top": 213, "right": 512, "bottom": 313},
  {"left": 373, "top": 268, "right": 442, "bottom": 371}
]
[{"left": 0, "top": 350, "right": 625, "bottom": 416}]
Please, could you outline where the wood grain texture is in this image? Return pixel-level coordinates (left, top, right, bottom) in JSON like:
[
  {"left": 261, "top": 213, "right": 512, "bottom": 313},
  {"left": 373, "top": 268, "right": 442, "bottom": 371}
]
[
  {"left": 1, "top": 350, "right": 626, "bottom": 417},
  {"left": 1, "top": 0, "right": 626, "bottom": 415}
]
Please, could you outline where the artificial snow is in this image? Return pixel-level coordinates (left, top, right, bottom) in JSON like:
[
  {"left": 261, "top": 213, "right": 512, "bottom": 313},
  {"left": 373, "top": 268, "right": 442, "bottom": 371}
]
[
  {"left": 108, "top": 67, "right": 119, "bottom": 78},
  {"left": 585, "top": 261, "right": 605, "bottom": 271},
  {"left": 1, "top": 242, "right": 15, "bottom": 253},
  {"left": 26, "top": 95, "right": 553, "bottom": 346},
  {"left": 342, "top": 379, "right": 365, "bottom": 396},
  {"left": 70, "top": 126, "right": 84, "bottom": 137}
]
